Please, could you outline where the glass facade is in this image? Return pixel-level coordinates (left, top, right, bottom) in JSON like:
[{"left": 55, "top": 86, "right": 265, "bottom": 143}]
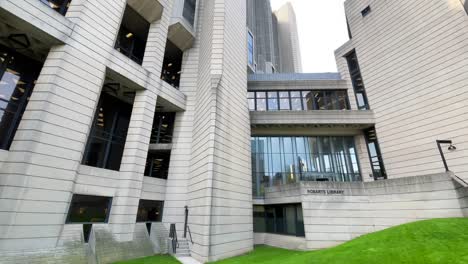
[
  {"left": 346, "top": 50, "right": 369, "bottom": 110},
  {"left": 251, "top": 136, "right": 361, "bottom": 197},
  {"left": 248, "top": 31, "right": 255, "bottom": 67},
  {"left": 0, "top": 44, "right": 43, "bottom": 150},
  {"left": 364, "top": 127, "right": 387, "bottom": 180},
  {"left": 182, "top": 0, "right": 197, "bottom": 26},
  {"left": 161, "top": 40, "right": 183, "bottom": 89},
  {"left": 254, "top": 204, "right": 305, "bottom": 237},
  {"left": 248, "top": 90, "right": 350, "bottom": 111}
]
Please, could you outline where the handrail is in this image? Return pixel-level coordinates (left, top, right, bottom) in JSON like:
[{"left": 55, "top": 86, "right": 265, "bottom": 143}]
[
  {"left": 169, "top": 223, "right": 179, "bottom": 254},
  {"left": 186, "top": 225, "right": 193, "bottom": 244}
]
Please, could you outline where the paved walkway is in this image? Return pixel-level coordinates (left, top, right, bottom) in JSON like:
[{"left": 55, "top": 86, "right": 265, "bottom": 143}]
[{"left": 176, "top": 256, "right": 203, "bottom": 264}]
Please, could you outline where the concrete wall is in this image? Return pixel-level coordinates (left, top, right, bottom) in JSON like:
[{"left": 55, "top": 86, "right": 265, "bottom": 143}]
[
  {"left": 335, "top": 0, "right": 468, "bottom": 182},
  {"left": 254, "top": 233, "right": 307, "bottom": 251},
  {"left": 264, "top": 173, "right": 466, "bottom": 250},
  {"left": 0, "top": 0, "right": 181, "bottom": 263}
]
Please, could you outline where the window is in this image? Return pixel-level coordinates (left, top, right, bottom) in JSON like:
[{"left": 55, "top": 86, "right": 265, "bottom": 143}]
[
  {"left": 364, "top": 127, "right": 387, "bottom": 180},
  {"left": 346, "top": 16, "right": 352, "bottom": 39},
  {"left": 256, "top": 92, "right": 266, "bottom": 111},
  {"left": 248, "top": 31, "right": 255, "bottom": 67},
  {"left": 136, "top": 200, "right": 164, "bottom": 222},
  {"left": 254, "top": 204, "right": 305, "bottom": 237},
  {"left": 361, "top": 5, "right": 371, "bottom": 17},
  {"left": 182, "top": 0, "right": 197, "bottom": 26},
  {"left": 161, "top": 40, "right": 184, "bottom": 89},
  {"left": 346, "top": 50, "right": 369, "bottom": 110},
  {"left": 279, "top": 92, "right": 290, "bottom": 111},
  {"left": 0, "top": 44, "right": 43, "bottom": 150},
  {"left": 248, "top": 90, "right": 350, "bottom": 112},
  {"left": 144, "top": 151, "right": 171, "bottom": 179},
  {"left": 267, "top": 92, "right": 279, "bottom": 111},
  {"left": 40, "top": 0, "right": 71, "bottom": 15},
  {"left": 150, "top": 112, "right": 175, "bottom": 144},
  {"left": 66, "top": 194, "right": 112, "bottom": 223},
  {"left": 115, "top": 5, "right": 150, "bottom": 64},
  {"left": 82, "top": 84, "right": 135, "bottom": 171},
  {"left": 251, "top": 136, "right": 361, "bottom": 197},
  {"left": 248, "top": 92, "right": 256, "bottom": 111}
]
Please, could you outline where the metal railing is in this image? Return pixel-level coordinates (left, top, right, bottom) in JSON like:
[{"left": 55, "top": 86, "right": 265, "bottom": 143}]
[
  {"left": 169, "top": 223, "right": 179, "bottom": 254},
  {"left": 186, "top": 225, "right": 193, "bottom": 244}
]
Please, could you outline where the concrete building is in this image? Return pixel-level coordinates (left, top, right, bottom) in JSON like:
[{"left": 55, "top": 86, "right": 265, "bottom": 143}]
[
  {"left": 0, "top": 0, "right": 467, "bottom": 264},
  {"left": 273, "top": 2, "right": 302, "bottom": 73},
  {"left": 246, "top": 0, "right": 302, "bottom": 74},
  {"left": 246, "top": 0, "right": 278, "bottom": 73}
]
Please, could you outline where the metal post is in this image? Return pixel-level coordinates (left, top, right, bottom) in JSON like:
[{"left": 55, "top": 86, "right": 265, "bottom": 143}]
[
  {"left": 184, "top": 206, "right": 188, "bottom": 238},
  {"left": 436, "top": 140, "right": 452, "bottom": 172}
]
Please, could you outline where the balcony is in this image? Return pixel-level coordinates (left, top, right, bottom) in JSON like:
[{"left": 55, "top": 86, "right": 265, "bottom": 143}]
[{"left": 168, "top": 0, "right": 196, "bottom": 51}]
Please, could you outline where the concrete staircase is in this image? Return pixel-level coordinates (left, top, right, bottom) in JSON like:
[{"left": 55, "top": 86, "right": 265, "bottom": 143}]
[{"left": 175, "top": 238, "right": 191, "bottom": 257}]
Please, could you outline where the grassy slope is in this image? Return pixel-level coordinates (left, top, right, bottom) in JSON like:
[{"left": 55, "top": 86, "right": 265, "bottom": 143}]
[
  {"left": 114, "top": 218, "right": 468, "bottom": 264},
  {"left": 211, "top": 218, "right": 468, "bottom": 264}
]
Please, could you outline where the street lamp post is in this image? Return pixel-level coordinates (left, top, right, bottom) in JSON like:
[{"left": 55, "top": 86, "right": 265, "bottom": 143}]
[{"left": 436, "top": 140, "right": 456, "bottom": 172}]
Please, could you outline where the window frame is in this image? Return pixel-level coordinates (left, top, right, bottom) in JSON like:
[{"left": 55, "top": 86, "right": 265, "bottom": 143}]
[{"left": 345, "top": 50, "right": 370, "bottom": 110}]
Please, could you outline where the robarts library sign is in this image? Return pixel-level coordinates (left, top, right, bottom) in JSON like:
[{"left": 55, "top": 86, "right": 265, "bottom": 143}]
[{"left": 307, "top": 189, "right": 345, "bottom": 195}]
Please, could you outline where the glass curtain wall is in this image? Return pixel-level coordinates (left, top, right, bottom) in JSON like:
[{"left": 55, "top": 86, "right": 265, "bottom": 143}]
[
  {"left": 251, "top": 136, "right": 361, "bottom": 197},
  {"left": 248, "top": 90, "right": 349, "bottom": 111}
]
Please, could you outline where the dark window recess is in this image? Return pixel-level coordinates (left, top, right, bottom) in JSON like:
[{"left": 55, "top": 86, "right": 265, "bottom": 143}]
[
  {"left": 0, "top": 44, "right": 43, "bottom": 150},
  {"left": 144, "top": 151, "right": 171, "bottom": 179},
  {"left": 115, "top": 5, "right": 150, "bottom": 65},
  {"left": 253, "top": 204, "right": 305, "bottom": 237},
  {"left": 83, "top": 224, "right": 92, "bottom": 243},
  {"left": 82, "top": 89, "right": 134, "bottom": 171},
  {"left": 136, "top": 199, "right": 164, "bottom": 222},
  {"left": 161, "top": 40, "right": 183, "bottom": 89},
  {"left": 248, "top": 90, "right": 350, "bottom": 112},
  {"left": 361, "top": 5, "right": 371, "bottom": 17},
  {"left": 346, "top": 16, "right": 352, "bottom": 39},
  {"left": 364, "top": 127, "right": 387, "bottom": 180},
  {"left": 346, "top": 50, "right": 370, "bottom": 110},
  {"left": 182, "top": 0, "right": 197, "bottom": 26},
  {"left": 40, "top": 0, "right": 71, "bottom": 15},
  {"left": 66, "top": 194, "right": 112, "bottom": 223},
  {"left": 150, "top": 112, "right": 175, "bottom": 144}
]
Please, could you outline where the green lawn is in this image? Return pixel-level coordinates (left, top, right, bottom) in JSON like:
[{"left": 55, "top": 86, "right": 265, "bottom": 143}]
[
  {"left": 115, "top": 218, "right": 468, "bottom": 264},
  {"left": 211, "top": 218, "right": 468, "bottom": 264}
]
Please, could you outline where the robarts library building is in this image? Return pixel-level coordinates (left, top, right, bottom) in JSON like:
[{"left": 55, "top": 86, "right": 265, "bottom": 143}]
[{"left": 0, "top": 0, "right": 467, "bottom": 263}]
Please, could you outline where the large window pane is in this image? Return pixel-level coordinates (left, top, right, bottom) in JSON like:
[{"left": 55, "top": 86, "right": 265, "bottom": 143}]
[
  {"left": 66, "top": 194, "right": 112, "bottom": 223},
  {"left": 255, "top": 204, "right": 304, "bottom": 237},
  {"left": 267, "top": 92, "right": 278, "bottom": 111},
  {"left": 136, "top": 200, "right": 164, "bottom": 222},
  {"left": 82, "top": 89, "right": 134, "bottom": 171},
  {"left": 252, "top": 136, "right": 361, "bottom": 197},
  {"left": 0, "top": 45, "right": 43, "bottom": 150}
]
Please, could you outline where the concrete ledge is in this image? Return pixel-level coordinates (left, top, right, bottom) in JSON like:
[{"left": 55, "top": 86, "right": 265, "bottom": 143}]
[{"left": 250, "top": 110, "right": 375, "bottom": 128}]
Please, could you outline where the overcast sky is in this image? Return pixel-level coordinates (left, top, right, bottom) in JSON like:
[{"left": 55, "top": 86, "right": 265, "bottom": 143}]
[{"left": 270, "top": 0, "right": 348, "bottom": 73}]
